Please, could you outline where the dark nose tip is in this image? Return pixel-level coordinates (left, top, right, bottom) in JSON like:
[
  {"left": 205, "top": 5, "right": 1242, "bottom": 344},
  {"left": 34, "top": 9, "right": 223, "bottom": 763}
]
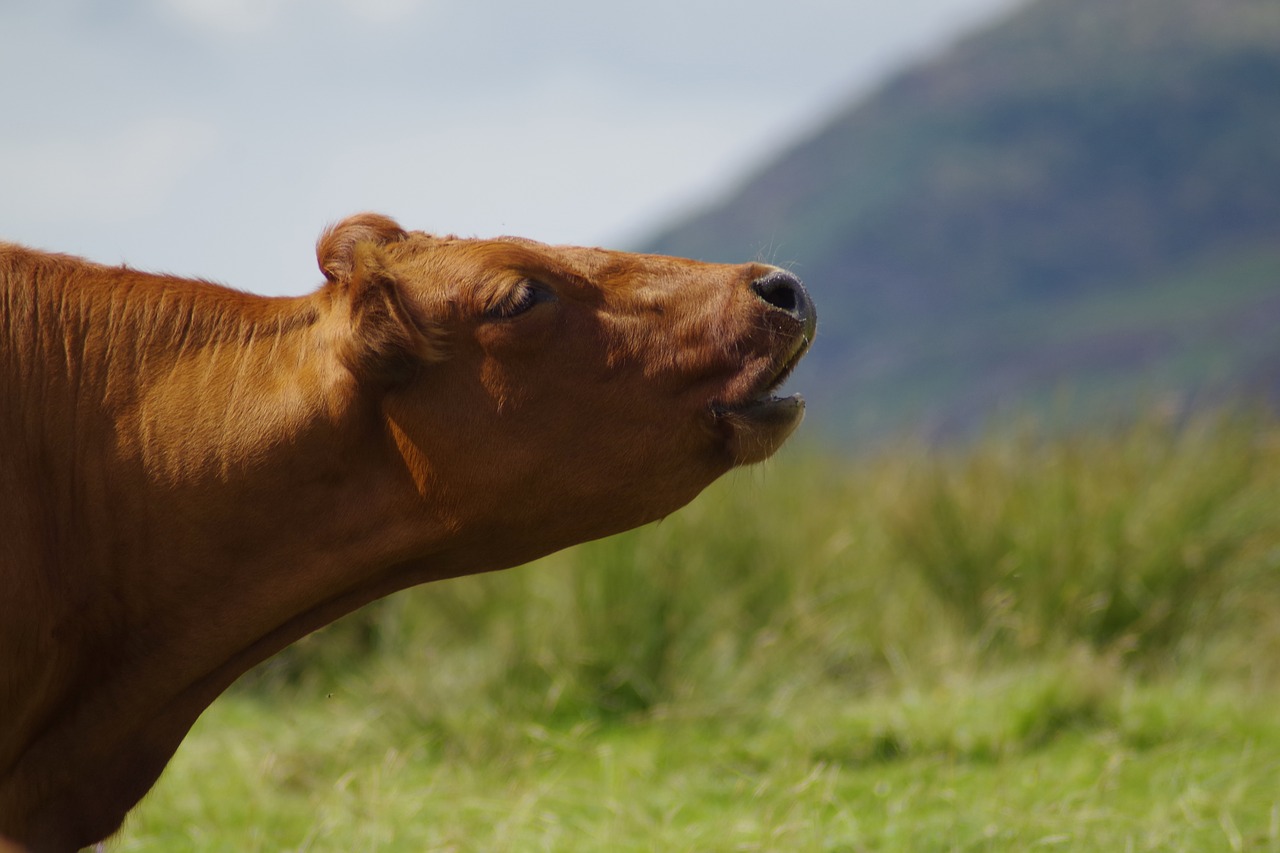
[{"left": 751, "top": 270, "right": 816, "bottom": 335}]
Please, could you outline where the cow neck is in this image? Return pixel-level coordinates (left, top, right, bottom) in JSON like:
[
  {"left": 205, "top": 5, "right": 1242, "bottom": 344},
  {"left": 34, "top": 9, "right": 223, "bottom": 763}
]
[{"left": 0, "top": 260, "right": 460, "bottom": 850}]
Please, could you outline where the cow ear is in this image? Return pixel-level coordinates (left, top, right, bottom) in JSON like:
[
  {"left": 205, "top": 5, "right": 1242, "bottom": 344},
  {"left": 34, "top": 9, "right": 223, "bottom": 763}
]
[
  {"left": 317, "top": 213, "right": 407, "bottom": 283},
  {"left": 318, "top": 215, "right": 442, "bottom": 384}
]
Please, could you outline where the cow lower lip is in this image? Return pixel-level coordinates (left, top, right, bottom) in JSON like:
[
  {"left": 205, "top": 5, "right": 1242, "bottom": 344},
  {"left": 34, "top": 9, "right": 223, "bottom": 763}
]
[
  {"left": 713, "top": 392, "right": 805, "bottom": 420},
  {"left": 713, "top": 392, "right": 806, "bottom": 466}
]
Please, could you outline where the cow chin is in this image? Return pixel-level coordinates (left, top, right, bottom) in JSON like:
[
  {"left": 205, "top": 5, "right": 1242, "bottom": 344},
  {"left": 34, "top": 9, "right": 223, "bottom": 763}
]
[{"left": 715, "top": 393, "right": 806, "bottom": 466}]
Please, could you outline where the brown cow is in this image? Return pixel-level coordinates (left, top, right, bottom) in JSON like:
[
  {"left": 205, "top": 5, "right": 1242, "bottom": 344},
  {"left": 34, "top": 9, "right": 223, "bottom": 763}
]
[{"left": 0, "top": 214, "right": 815, "bottom": 851}]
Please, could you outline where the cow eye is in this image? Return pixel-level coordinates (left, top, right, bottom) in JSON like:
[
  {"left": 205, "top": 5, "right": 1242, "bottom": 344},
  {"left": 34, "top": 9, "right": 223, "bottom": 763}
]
[{"left": 486, "top": 279, "right": 553, "bottom": 319}]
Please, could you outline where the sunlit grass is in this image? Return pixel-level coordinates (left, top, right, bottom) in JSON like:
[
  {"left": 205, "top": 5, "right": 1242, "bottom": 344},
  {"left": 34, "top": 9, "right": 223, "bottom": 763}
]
[
  {"left": 112, "top": 409, "right": 1280, "bottom": 850},
  {"left": 116, "top": 666, "right": 1280, "bottom": 851}
]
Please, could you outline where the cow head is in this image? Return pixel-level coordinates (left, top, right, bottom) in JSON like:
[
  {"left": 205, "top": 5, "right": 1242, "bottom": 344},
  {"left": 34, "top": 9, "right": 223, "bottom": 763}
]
[{"left": 318, "top": 213, "right": 816, "bottom": 560}]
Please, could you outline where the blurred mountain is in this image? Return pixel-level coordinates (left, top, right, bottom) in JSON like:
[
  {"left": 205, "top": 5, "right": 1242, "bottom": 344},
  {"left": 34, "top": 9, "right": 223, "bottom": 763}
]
[{"left": 643, "top": 0, "right": 1280, "bottom": 439}]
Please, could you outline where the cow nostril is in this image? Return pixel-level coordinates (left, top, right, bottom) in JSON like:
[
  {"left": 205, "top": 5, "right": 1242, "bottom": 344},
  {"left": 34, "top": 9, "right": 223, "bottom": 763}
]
[
  {"left": 751, "top": 271, "right": 812, "bottom": 327},
  {"left": 755, "top": 277, "right": 798, "bottom": 313}
]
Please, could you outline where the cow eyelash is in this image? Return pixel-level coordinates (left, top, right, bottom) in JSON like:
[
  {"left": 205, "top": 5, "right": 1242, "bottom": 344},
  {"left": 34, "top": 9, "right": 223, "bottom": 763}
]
[{"left": 486, "top": 279, "right": 554, "bottom": 319}]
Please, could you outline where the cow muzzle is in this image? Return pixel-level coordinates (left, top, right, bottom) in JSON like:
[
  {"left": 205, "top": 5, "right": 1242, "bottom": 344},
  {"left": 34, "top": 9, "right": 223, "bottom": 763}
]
[{"left": 712, "top": 268, "right": 817, "bottom": 465}]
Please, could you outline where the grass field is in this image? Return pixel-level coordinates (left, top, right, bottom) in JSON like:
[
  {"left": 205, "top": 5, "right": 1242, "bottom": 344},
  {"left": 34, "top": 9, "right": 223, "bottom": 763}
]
[{"left": 110, "top": 410, "right": 1280, "bottom": 851}]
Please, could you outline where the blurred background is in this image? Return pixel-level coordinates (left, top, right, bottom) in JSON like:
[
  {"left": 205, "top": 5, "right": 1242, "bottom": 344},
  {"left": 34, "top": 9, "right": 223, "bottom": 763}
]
[
  {"left": 4, "top": 0, "right": 1278, "bottom": 443},
  {"left": 7, "top": 1, "right": 1280, "bottom": 847}
]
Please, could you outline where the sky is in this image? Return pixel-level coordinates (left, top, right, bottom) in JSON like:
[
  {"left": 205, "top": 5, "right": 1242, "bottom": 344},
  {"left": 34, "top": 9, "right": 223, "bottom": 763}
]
[{"left": 0, "top": 0, "right": 1021, "bottom": 296}]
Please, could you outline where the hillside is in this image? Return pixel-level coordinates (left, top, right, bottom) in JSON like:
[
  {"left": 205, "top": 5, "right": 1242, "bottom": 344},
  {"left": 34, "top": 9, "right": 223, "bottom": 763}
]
[{"left": 644, "top": 0, "right": 1280, "bottom": 438}]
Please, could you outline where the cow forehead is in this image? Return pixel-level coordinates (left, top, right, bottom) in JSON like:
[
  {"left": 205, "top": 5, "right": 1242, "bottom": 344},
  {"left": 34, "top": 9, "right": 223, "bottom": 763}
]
[{"left": 392, "top": 232, "right": 706, "bottom": 291}]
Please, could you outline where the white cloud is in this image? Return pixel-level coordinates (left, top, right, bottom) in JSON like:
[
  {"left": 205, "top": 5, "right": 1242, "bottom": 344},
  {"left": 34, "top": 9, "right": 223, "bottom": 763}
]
[{"left": 0, "top": 117, "right": 220, "bottom": 225}]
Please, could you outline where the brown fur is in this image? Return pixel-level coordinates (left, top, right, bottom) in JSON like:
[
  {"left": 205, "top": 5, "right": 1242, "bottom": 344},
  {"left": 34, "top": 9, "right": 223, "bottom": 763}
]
[{"left": 0, "top": 214, "right": 814, "bottom": 851}]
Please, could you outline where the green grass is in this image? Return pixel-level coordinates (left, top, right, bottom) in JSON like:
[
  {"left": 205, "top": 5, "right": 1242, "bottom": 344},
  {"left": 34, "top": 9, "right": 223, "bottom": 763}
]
[
  {"left": 110, "top": 409, "right": 1280, "bottom": 850},
  {"left": 114, "top": 672, "right": 1280, "bottom": 851}
]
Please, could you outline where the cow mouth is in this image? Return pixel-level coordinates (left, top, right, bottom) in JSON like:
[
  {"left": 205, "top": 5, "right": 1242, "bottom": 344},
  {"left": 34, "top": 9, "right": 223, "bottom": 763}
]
[
  {"left": 710, "top": 334, "right": 812, "bottom": 465},
  {"left": 711, "top": 345, "right": 807, "bottom": 419}
]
